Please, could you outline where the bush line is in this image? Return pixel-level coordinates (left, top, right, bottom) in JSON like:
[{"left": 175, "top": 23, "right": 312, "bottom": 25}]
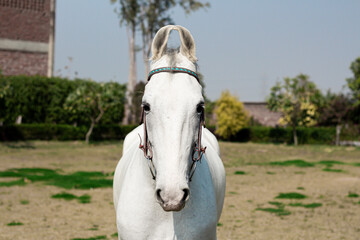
[{"left": 0, "top": 124, "right": 137, "bottom": 141}]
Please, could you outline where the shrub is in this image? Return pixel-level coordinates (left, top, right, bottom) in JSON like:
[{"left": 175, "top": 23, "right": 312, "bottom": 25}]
[
  {"left": 0, "top": 75, "right": 126, "bottom": 125},
  {"left": 215, "top": 91, "right": 249, "bottom": 139},
  {"left": 225, "top": 126, "right": 336, "bottom": 145},
  {"left": 0, "top": 124, "right": 137, "bottom": 141}
]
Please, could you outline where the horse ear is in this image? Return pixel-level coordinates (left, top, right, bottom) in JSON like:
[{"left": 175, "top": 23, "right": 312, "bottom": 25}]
[
  {"left": 176, "top": 25, "right": 197, "bottom": 62},
  {"left": 150, "top": 25, "right": 174, "bottom": 61},
  {"left": 151, "top": 25, "right": 197, "bottom": 63}
]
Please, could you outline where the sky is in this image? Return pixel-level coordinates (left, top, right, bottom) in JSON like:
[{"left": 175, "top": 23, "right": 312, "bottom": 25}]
[{"left": 54, "top": 0, "right": 360, "bottom": 102}]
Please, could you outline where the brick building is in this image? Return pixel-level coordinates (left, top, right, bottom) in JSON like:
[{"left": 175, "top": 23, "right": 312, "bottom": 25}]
[
  {"left": 243, "top": 102, "right": 282, "bottom": 127},
  {"left": 0, "top": 0, "right": 55, "bottom": 76}
]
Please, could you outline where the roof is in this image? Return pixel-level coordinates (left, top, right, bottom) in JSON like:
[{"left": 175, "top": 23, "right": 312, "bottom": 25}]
[{"left": 243, "top": 102, "right": 282, "bottom": 127}]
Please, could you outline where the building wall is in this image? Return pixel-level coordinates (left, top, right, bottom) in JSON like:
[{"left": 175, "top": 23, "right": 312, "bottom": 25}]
[
  {"left": 0, "top": 50, "right": 47, "bottom": 76},
  {"left": 0, "top": 0, "right": 50, "bottom": 76},
  {"left": 243, "top": 102, "right": 282, "bottom": 127}
]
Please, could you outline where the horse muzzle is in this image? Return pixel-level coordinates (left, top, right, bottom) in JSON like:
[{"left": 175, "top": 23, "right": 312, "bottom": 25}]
[{"left": 156, "top": 188, "right": 190, "bottom": 212}]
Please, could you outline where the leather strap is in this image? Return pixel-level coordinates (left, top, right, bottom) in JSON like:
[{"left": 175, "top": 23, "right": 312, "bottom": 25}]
[{"left": 148, "top": 67, "right": 199, "bottom": 82}]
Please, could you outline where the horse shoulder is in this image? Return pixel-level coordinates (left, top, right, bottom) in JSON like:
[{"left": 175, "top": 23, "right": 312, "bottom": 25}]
[
  {"left": 122, "top": 125, "right": 143, "bottom": 155},
  {"left": 113, "top": 125, "right": 144, "bottom": 210},
  {"left": 202, "top": 128, "right": 226, "bottom": 221},
  {"left": 203, "top": 127, "right": 220, "bottom": 156}
]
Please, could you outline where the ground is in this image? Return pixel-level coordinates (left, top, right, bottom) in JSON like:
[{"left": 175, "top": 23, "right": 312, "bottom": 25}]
[{"left": 0, "top": 141, "right": 359, "bottom": 240}]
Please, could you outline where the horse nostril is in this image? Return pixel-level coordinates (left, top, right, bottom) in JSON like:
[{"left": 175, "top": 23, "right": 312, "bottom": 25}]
[
  {"left": 182, "top": 188, "right": 190, "bottom": 202},
  {"left": 156, "top": 189, "right": 164, "bottom": 204}
]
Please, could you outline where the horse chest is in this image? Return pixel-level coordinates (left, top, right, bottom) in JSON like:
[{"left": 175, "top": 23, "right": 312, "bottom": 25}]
[{"left": 115, "top": 161, "right": 217, "bottom": 240}]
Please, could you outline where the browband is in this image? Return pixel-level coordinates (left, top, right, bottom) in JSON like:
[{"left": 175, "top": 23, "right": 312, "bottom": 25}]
[{"left": 148, "top": 67, "right": 199, "bottom": 82}]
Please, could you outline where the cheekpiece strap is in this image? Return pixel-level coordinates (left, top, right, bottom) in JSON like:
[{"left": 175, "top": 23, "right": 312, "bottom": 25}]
[{"left": 148, "top": 67, "right": 199, "bottom": 82}]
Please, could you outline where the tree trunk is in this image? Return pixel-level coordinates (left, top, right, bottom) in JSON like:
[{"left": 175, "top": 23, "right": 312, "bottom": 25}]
[
  {"left": 122, "top": 25, "right": 137, "bottom": 125},
  {"left": 86, "top": 119, "right": 95, "bottom": 144},
  {"left": 293, "top": 126, "right": 298, "bottom": 146},
  {"left": 142, "top": 31, "right": 152, "bottom": 81},
  {"left": 85, "top": 105, "right": 104, "bottom": 144},
  {"left": 336, "top": 124, "right": 342, "bottom": 146},
  {"left": 143, "top": 46, "right": 150, "bottom": 81},
  {"left": 15, "top": 115, "right": 22, "bottom": 124}
]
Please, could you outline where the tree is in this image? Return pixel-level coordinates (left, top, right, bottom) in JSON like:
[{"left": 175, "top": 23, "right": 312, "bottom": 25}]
[
  {"left": 317, "top": 92, "right": 353, "bottom": 145},
  {"left": 267, "top": 74, "right": 322, "bottom": 146},
  {"left": 111, "top": 0, "right": 209, "bottom": 124},
  {"left": 197, "top": 72, "right": 215, "bottom": 125},
  {"left": 215, "top": 90, "right": 248, "bottom": 139},
  {"left": 138, "top": 0, "right": 209, "bottom": 79},
  {"left": 0, "top": 81, "right": 9, "bottom": 125},
  {"left": 130, "top": 81, "right": 146, "bottom": 122},
  {"left": 111, "top": 0, "right": 141, "bottom": 125},
  {"left": 347, "top": 57, "right": 360, "bottom": 106},
  {"left": 64, "top": 81, "right": 125, "bottom": 143},
  {"left": 139, "top": 0, "right": 174, "bottom": 80}
]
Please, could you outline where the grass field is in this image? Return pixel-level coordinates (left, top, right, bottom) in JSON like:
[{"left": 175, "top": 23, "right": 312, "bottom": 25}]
[{"left": 0, "top": 141, "right": 360, "bottom": 240}]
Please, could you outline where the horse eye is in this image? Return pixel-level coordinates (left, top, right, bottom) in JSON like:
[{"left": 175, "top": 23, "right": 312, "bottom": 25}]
[
  {"left": 143, "top": 103, "right": 150, "bottom": 112},
  {"left": 196, "top": 104, "right": 204, "bottom": 114}
]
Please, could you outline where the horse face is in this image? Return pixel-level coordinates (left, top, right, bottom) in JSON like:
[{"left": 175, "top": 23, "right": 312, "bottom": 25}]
[
  {"left": 142, "top": 63, "right": 203, "bottom": 212},
  {"left": 141, "top": 25, "right": 203, "bottom": 211}
]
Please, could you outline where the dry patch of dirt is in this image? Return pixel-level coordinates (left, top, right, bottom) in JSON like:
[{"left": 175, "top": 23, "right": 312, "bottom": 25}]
[
  {"left": 217, "top": 165, "right": 360, "bottom": 240},
  {"left": 1, "top": 141, "right": 360, "bottom": 240}
]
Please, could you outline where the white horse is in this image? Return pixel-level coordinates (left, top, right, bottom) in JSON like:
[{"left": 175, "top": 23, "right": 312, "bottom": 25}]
[{"left": 113, "top": 25, "right": 226, "bottom": 240}]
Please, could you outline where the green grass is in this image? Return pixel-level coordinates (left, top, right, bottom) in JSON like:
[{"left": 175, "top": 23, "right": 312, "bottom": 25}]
[
  {"left": 51, "top": 192, "right": 91, "bottom": 204},
  {"left": 0, "top": 178, "right": 26, "bottom": 187},
  {"left": 217, "top": 222, "right": 223, "bottom": 227},
  {"left": 297, "top": 187, "right": 305, "bottom": 190},
  {"left": 268, "top": 201, "right": 285, "bottom": 208},
  {"left": 288, "top": 202, "right": 323, "bottom": 208},
  {"left": 269, "top": 159, "right": 315, "bottom": 167},
  {"left": 111, "top": 232, "right": 118, "bottom": 238},
  {"left": 78, "top": 194, "right": 91, "bottom": 203},
  {"left": 51, "top": 192, "right": 77, "bottom": 200},
  {"left": 88, "top": 225, "right": 99, "bottom": 231},
  {"left": 322, "top": 168, "right": 344, "bottom": 173},
  {"left": 7, "top": 221, "right": 24, "bottom": 226},
  {"left": 256, "top": 207, "right": 291, "bottom": 216},
  {"left": 20, "top": 200, "right": 29, "bottom": 205},
  {"left": 234, "top": 171, "right": 246, "bottom": 175},
  {"left": 317, "top": 160, "right": 345, "bottom": 167},
  {"left": 0, "top": 168, "right": 113, "bottom": 189},
  {"left": 347, "top": 192, "right": 359, "bottom": 198},
  {"left": 71, "top": 236, "right": 107, "bottom": 240},
  {"left": 267, "top": 159, "right": 352, "bottom": 170},
  {"left": 256, "top": 200, "right": 291, "bottom": 216},
  {"left": 257, "top": 199, "right": 322, "bottom": 216},
  {"left": 275, "top": 192, "right": 307, "bottom": 199}
]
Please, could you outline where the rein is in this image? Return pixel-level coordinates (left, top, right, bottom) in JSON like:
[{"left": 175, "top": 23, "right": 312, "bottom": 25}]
[{"left": 139, "top": 67, "right": 206, "bottom": 181}]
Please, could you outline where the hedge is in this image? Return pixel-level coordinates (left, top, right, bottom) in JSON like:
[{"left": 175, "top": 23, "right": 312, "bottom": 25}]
[
  {"left": 0, "top": 75, "right": 126, "bottom": 125},
  {"left": 0, "top": 124, "right": 137, "bottom": 141},
  {"left": 0, "top": 124, "right": 338, "bottom": 145},
  {"left": 228, "top": 126, "right": 336, "bottom": 145}
]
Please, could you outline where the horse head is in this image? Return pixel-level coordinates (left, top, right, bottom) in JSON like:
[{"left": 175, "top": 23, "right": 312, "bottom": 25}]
[{"left": 141, "top": 25, "right": 204, "bottom": 212}]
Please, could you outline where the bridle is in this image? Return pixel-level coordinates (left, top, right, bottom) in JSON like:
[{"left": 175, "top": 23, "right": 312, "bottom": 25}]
[{"left": 139, "top": 67, "right": 206, "bottom": 181}]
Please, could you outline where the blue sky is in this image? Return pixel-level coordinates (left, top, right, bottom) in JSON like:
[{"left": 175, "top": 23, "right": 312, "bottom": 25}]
[{"left": 54, "top": 0, "right": 360, "bottom": 101}]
